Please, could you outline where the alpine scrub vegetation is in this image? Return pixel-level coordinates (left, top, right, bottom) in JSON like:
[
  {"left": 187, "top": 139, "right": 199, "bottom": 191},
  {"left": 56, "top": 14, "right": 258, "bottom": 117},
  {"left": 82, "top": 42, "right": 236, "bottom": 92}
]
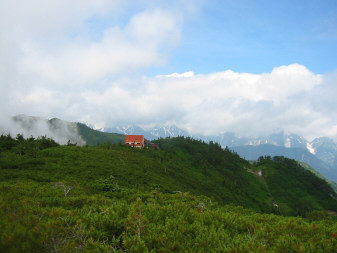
[
  {"left": 0, "top": 134, "right": 337, "bottom": 252},
  {"left": 254, "top": 156, "right": 337, "bottom": 216}
]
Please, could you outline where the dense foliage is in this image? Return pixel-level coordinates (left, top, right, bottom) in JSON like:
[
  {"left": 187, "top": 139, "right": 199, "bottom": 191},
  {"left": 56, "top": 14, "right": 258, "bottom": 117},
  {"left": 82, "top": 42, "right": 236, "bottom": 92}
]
[
  {"left": 255, "top": 156, "right": 337, "bottom": 216},
  {"left": 0, "top": 134, "right": 59, "bottom": 155},
  {"left": 1, "top": 135, "right": 337, "bottom": 252}
]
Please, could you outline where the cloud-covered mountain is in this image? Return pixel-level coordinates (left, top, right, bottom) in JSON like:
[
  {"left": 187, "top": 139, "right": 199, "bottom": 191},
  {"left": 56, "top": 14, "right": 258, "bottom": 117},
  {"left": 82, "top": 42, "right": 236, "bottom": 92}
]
[
  {"left": 103, "top": 124, "right": 333, "bottom": 154},
  {"left": 104, "top": 125, "right": 191, "bottom": 140},
  {"left": 2, "top": 114, "right": 86, "bottom": 145},
  {"left": 0, "top": 115, "right": 124, "bottom": 146},
  {"left": 104, "top": 125, "right": 157, "bottom": 140}
]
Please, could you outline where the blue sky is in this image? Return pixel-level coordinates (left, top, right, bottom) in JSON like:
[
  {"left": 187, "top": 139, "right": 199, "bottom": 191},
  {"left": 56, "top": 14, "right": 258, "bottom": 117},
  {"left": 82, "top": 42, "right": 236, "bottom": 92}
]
[
  {"left": 1, "top": 0, "right": 337, "bottom": 140},
  {"left": 155, "top": 0, "right": 337, "bottom": 75},
  {"left": 82, "top": 0, "right": 337, "bottom": 75}
]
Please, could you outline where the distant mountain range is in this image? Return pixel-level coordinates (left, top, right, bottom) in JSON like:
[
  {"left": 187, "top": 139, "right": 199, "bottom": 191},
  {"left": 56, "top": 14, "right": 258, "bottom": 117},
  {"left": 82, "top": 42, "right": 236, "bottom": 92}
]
[
  {"left": 102, "top": 124, "right": 321, "bottom": 151},
  {"left": 104, "top": 125, "right": 190, "bottom": 140},
  {"left": 103, "top": 124, "right": 337, "bottom": 161},
  {"left": 103, "top": 124, "right": 337, "bottom": 183}
]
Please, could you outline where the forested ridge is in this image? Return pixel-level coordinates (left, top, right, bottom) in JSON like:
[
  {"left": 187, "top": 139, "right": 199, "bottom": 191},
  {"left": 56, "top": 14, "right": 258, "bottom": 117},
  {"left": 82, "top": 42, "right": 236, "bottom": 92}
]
[
  {"left": 76, "top": 123, "right": 125, "bottom": 146},
  {"left": 1, "top": 134, "right": 337, "bottom": 252}
]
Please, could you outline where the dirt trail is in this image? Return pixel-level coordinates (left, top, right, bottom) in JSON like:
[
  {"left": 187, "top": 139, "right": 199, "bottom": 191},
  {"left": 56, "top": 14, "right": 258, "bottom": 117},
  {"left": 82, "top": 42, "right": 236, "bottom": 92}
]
[{"left": 247, "top": 168, "right": 280, "bottom": 209}]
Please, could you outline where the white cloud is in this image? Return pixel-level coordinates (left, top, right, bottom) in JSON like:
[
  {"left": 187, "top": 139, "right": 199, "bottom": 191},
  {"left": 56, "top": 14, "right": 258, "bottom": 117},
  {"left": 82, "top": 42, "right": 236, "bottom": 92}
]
[
  {"left": 74, "top": 64, "right": 337, "bottom": 141},
  {"left": 0, "top": 1, "right": 183, "bottom": 119},
  {"left": 158, "top": 71, "right": 195, "bottom": 78},
  {"left": 1, "top": 1, "right": 337, "bottom": 142},
  {"left": 0, "top": 0, "right": 121, "bottom": 37},
  {"left": 15, "top": 8, "right": 181, "bottom": 87}
]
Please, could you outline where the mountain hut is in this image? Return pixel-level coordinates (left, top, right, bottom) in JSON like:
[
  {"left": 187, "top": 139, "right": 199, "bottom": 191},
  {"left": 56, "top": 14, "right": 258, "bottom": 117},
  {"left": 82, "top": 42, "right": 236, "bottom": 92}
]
[{"left": 124, "top": 135, "right": 145, "bottom": 148}]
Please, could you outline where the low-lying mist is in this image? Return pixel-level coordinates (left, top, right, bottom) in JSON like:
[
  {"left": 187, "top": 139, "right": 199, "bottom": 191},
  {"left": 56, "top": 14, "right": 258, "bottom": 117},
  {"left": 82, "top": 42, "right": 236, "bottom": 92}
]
[{"left": 0, "top": 114, "right": 86, "bottom": 145}]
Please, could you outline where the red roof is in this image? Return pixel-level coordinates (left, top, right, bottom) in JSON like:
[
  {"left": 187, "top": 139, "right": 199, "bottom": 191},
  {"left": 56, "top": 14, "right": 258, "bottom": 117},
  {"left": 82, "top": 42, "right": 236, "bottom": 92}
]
[{"left": 124, "top": 135, "right": 145, "bottom": 147}]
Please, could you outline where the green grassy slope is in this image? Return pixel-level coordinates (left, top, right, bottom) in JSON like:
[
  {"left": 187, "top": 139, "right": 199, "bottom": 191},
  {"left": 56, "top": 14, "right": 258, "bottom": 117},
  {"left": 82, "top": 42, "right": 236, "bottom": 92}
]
[
  {"left": 1, "top": 135, "right": 337, "bottom": 252},
  {"left": 299, "top": 161, "right": 337, "bottom": 192},
  {"left": 0, "top": 136, "right": 272, "bottom": 213},
  {"left": 254, "top": 156, "right": 337, "bottom": 216},
  {"left": 76, "top": 123, "right": 125, "bottom": 145},
  {"left": 153, "top": 137, "right": 273, "bottom": 212},
  {"left": 1, "top": 135, "right": 336, "bottom": 215}
]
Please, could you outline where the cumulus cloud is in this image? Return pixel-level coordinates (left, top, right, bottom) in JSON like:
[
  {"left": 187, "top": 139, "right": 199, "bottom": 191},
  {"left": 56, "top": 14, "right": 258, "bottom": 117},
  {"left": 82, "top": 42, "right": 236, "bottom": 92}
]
[
  {"left": 76, "top": 64, "right": 337, "bottom": 141},
  {"left": 158, "top": 71, "right": 195, "bottom": 78},
  {"left": 0, "top": 1, "right": 185, "bottom": 128},
  {"left": 18, "top": 8, "right": 181, "bottom": 87},
  {"left": 1, "top": 1, "right": 337, "bottom": 142}
]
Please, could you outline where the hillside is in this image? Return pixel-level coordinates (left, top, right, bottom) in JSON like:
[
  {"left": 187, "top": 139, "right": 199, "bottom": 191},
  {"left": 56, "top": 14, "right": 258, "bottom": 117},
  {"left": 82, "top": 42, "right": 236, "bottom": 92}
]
[
  {"left": 0, "top": 135, "right": 272, "bottom": 213},
  {"left": 1, "top": 135, "right": 337, "bottom": 252},
  {"left": 105, "top": 124, "right": 337, "bottom": 182},
  {"left": 299, "top": 161, "right": 337, "bottom": 192},
  {"left": 254, "top": 156, "right": 337, "bottom": 216},
  {"left": 1, "top": 135, "right": 336, "bottom": 215},
  {"left": 76, "top": 122, "right": 125, "bottom": 145},
  {"left": 6, "top": 115, "right": 125, "bottom": 146},
  {"left": 232, "top": 144, "right": 337, "bottom": 182}
]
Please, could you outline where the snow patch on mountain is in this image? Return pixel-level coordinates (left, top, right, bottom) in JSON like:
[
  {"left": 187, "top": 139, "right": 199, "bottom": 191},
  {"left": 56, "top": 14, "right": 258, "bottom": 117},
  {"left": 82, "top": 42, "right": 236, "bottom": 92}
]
[
  {"left": 285, "top": 137, "right": 291, "bottom": 148},
  {"left": 306, "top": 143, "right": 316, "bottom": 155}
]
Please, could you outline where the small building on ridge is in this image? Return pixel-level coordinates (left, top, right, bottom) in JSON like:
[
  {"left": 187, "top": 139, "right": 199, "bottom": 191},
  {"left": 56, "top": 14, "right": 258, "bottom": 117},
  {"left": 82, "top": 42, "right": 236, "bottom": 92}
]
[{"left": 124, "top": 135, "right": 145, "bottom": 148}]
